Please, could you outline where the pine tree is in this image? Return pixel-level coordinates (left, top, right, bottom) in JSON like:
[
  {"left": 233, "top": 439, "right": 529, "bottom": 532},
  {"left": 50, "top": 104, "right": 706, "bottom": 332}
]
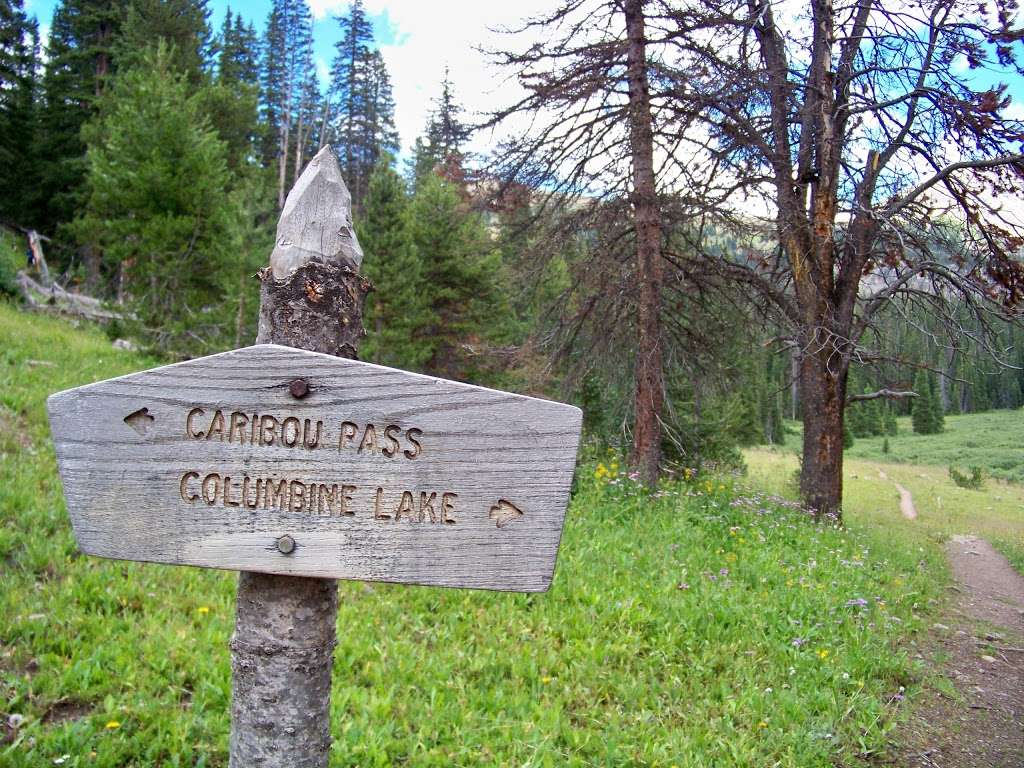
[
  {"left": 260, "top": 0, "right": 316, "bottom": 208},
  {"left": 843, "top": 421, "right": 854, "bottom": 449},
  {"left": 410, "top": 70, "right": 469, "bottom": 188},
  {"left": 358, "top": 160, "right": 429, "bottom": 369},
  {"left": 327, "top": 1, "right": 397, "bottom": 210},
  {"left": 912, "top": 370, "right": 944, "bottom": 435},
  {"left": 328, "top": 0, "right": 373, "bottom": 200},
  {"left": 71, "top": 43, "right": 241, "bottom": 357},
  {"left": 0, "top": 0, "right": 40, "bottom": 225},
  {"left": 35, "top": 0, "right": 128, "bottom": 235},
  {"left": 933, "top": 374, "right": 945, "bottom": 432},
  {"left": 218, "top": 10, "right": 259, "bottom": 85},
  {"left": 407, "top": 173, "right": 505, "bottom": 381},
  {"left": 116, "top": 0, "right": 212, "bottom": 82},
  {"left": 362, "top": 51, "right": 399, "bottom": 162},
  {"left": 208, "top": 9, "right": 261, "bottom": 170},
  {"left": 883, "top": 402, "right": 898, "bottom": 436}
]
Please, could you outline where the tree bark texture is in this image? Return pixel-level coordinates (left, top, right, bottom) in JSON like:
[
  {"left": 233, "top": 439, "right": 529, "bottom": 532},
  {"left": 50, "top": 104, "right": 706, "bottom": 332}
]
[
  {"left": 798, "top": 350, "right": 847, "bottom": 520},
  {"left": 229, "top": 574, "right": 339, "bottom": 767},
  {"left": 624, "top": 0, "right": 665, "bottom": 487},
  {"left": 230, "top": 153, "right": 369, "bottom": 766}
]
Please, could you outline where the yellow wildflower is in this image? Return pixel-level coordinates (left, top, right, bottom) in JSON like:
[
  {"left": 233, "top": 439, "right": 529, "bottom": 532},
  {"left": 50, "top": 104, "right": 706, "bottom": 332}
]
[
  {"left": 757, "top": 721, "right": 768, "bottom": 729},
  {"left": 105, "top": 720, "right": 121, "bottom": 730},
  {"left": 197, "top": 606, "right": 210, "bottom": 615},
  {"left": 817, "top": 649, "right": 830, "bottom": 660}
]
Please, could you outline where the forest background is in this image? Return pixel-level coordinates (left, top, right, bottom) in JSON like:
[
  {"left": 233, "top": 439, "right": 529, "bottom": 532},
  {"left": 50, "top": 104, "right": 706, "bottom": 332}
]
[{"left": 2, "top": 0, "right": 1024, "bottom": 514}]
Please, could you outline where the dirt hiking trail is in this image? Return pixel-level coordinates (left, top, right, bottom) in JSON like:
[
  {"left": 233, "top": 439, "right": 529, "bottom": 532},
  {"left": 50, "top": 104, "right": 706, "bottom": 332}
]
[{"left": 892, "top": 535, "right": 1024, "bottom": 767}]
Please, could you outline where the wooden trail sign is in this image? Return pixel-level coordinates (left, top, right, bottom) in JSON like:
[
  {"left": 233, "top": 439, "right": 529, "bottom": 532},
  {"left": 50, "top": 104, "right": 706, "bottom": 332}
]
[{"left": 47, "top": 343, "right": 582, "bottom": 592}]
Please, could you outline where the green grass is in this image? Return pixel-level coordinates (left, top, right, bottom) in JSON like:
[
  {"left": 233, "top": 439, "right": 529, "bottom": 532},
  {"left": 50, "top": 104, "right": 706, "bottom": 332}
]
[
  {"left": 785, "top": 411, "right": 1024, "bottom": 484},
  {"left": 746, "top": 444, "right": 1024, "bottom": 578},
  {"left": 2, "top": 302, "right": 949, "bottom": 766}
]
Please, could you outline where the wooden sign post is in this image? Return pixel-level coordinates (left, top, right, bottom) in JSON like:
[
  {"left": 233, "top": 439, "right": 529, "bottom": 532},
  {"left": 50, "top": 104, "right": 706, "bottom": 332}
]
[{"left": 46, "top": 147, "right": 582, "bottom": 766}]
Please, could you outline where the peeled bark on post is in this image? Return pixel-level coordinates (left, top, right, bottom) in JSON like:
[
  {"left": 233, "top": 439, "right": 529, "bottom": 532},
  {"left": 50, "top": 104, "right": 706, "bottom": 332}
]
[
  {"left": 229, "top": 145, "right": 369, "bottom": 768},
  {"left": 624, "top": 0, "right": 665, "bottom": 486}
]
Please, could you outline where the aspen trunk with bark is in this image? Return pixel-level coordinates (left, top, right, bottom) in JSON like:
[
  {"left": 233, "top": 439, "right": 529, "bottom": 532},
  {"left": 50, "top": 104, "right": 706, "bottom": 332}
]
[
  {"left": 624, "top": 0, "right": 664, "bottom": 486},
  {"left": 229, "top": 146, "right": 368, "bottom": 768}
]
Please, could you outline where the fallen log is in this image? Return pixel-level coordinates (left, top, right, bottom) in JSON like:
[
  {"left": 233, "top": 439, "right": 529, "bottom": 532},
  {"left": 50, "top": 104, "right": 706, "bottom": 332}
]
[{"left": 16, "top": 271, "right": 124, "bottom": 322}]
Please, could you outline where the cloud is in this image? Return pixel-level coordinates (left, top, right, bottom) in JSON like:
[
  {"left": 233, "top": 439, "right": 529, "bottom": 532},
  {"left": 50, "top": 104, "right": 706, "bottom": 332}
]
[
  {"left": 316, "top": 56, "right": 330, "bottom": 86},
  {"left": 308, "top": 0, "right": 344, "bottom": 20},
  {"left": 352, "top": 0, "right": 552, "bottom": 157}
]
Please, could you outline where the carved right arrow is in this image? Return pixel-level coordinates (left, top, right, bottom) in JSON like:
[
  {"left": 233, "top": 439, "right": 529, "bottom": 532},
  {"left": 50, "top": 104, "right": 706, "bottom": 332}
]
[{"left": 488, "top": 499, "right": 523, "bottom": 528}]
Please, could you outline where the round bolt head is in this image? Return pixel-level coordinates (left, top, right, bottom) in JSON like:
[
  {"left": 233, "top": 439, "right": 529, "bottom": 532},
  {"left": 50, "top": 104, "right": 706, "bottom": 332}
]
[
  {"left": 289, "top": 379, "right": 309, "bottom": 399},
  {"left": 276, "top": 535, "right": 296, "bottom": 555}
]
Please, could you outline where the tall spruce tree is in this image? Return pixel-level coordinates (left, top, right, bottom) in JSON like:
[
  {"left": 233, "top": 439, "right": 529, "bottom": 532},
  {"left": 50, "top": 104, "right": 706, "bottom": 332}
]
[
  {"left": 209, "top": 9, "right": 261, "bottom": 170},
  {"left": 407, "top": 173, "right": 505, "bottom": 381},
  {"left": 0, "top": 0, "right": 40, "bottom": 226},
  {"left": 218, "top": 10, "right": 259, "bottom": 85},
  {"left": 358, "top": 160, "right": 428, "bottom": 369},
  {"left": 35, "top": 0, "right": 128, "bottom": 236},
  {"left": 71, "top": 43, "right": 241, "bottom": 357},
  {"left": 410, "top": 69, "right": 468, "bottom": 187},
  {"left": 911, "top": 370, "right": 944, "bottom": 435},
  {"left": 260, "top": 0, "right": 316, "bottom": 208},
  {"left": 327, "top": 0, "right": 397, "bottom": 211},
  {"left": 116, "top": 0, "right": 212, "bottom": 82}
]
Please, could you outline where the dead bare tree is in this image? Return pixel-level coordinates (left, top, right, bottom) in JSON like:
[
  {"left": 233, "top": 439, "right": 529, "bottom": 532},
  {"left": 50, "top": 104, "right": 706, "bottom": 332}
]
[
  {"left": 484, "top": 0, "right": 708, "bottom": 485},
  {"left": 657, "top": 0, "right": 1024, "bottom": 518}
]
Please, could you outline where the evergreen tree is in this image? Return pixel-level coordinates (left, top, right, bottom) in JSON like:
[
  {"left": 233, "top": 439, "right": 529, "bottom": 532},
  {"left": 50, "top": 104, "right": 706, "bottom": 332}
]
[
  {"left": 260, "top": 0, "right": 316, "bottom": 208},
  {"left": 407, "top": 173, "right": 506, "bottom": 381},
  {"left": 843, "top": 421, "right": 854, "bottom": 449},
  {"left": 933, "top": 374, "right": 946, "bottom": 432},
  {"left": 35, "top": 0, "right": 128, "bottom": 235},
  {"left": 357, "top": 160, "right": 428, "bottom": 369},
  {"left": 883, "top": 402, "right": 898, "bottom": 436},
  {"left": 327, "top": 0, "right": 397, "bottom": 210},
  {"left": 218, "top": 10, "right": 259, "bottom": 85},
  {"left": 409, "top": 70, "right": 468, "bottom": 188},
  {"left": 0, "top": 0, "right": 40, "bottom": 225},
  {"left": 116, "top": 0, "right": 212, "bottom": 82},
  {"left": 328, "top": 0, "right": 372, "bottom": 201},
  {"left": 71, "top": 43, "right": 241, "bottom": 357},
  {"left": 362, "top": 51, "right": 399, "bottom": 160},
  {"left": 208, "top": 10, "right": 261, "bottom": 170},
  {"left": 911, "top": 370, "right": 944, "bottom": 435}
]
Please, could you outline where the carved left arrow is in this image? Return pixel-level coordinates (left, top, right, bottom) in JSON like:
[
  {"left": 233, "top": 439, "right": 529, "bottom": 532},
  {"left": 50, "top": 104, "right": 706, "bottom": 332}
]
[
  {"left": 489, "top": 499, "right": 523, "bottom": 528},
  {"left": 123, "top": 407, "right": 155, "bottom": 435}
]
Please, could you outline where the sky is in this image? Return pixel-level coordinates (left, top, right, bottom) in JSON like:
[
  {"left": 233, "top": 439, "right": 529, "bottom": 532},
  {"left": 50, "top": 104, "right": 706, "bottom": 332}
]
[
  {"left": 19, "top": 0, "right": 1024, "bottom": 177},
  {"left": 21, "top": 0, "right": 551, "bottom": 159}
]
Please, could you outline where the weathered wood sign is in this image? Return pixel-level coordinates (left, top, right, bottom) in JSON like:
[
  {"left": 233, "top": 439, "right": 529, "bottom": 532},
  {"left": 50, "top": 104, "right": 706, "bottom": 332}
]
[{"left": 47, "top": 343, "right": 582, "bottom": 592}]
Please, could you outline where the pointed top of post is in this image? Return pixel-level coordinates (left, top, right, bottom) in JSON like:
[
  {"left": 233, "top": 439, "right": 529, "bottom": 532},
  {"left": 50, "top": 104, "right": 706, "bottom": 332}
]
[{"left": 270, "top": 144, "right": 364, "bottom": 279}]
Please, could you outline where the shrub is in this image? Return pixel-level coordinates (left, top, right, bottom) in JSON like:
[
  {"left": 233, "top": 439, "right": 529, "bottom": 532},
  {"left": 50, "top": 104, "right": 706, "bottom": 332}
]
[{"left": 949, "top": 465, "right": 984, "bottom": 490}]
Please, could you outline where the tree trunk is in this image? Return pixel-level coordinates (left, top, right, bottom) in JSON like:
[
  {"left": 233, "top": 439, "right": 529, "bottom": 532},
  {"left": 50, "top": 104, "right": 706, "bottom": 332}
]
[
  {"left": 790, "top": 349, "right": 800, "bottom": 420},
  {"left": 230, "top": 147, "right": 369, "bottom": 768},
  {"left": 798, "top": 351, "right": 846, "bottom": 520},
  {"left": 624, "top": 0, "right": 664, "bottom": 486},
  {"left": 278, "top": 119, "right": 290, "bottom": 211},
  {"left": 294, "top": 108, "right": 306, "bottom": 185},
  {"left": 939, "top": 346, "right": 956, "bottom": 412}
]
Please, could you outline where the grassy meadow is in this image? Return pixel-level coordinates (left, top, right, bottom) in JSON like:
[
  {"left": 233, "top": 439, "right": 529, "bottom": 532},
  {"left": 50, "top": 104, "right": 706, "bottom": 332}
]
[
  {"left": 0, "top": 301, "right": 988, "bottom": 766},
  {"left": 790, "top": 413, "right": 1024, "bottom": 485},
  {"left": 753, "top": 416, "right": 1024, "bottom": 573}
]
